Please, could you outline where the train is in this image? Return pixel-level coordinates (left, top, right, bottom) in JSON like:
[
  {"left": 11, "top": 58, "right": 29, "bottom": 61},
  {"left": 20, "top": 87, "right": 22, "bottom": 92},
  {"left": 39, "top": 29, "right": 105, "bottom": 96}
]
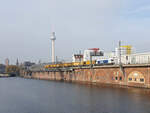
[
  {"left": 45, "top": 58, "right": 115, "bottom": 69},
  {"left": 44, "top": 61, "right": 96, "bottom": 69},
  {"left": 96, "top": 58, "right": 115, "bottom": 65}
]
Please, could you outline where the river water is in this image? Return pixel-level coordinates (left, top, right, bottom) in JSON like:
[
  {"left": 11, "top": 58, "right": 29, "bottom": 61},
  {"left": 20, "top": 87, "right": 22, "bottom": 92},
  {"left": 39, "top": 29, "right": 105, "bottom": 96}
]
[{"left": 0, "top": 77, "right": 150, "bottom": 113}]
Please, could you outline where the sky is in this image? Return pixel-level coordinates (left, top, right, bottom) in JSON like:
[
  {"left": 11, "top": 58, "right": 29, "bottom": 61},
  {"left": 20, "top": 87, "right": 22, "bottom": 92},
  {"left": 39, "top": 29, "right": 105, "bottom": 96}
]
[{"left": 0, "top": 0, "right": 150, "bottom": 64}]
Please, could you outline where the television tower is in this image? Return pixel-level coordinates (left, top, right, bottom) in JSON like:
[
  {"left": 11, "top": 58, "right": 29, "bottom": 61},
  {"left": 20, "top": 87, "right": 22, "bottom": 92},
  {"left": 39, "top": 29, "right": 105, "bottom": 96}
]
[{"left": 50, "top": 32, "right": 56, "bottom": 63}]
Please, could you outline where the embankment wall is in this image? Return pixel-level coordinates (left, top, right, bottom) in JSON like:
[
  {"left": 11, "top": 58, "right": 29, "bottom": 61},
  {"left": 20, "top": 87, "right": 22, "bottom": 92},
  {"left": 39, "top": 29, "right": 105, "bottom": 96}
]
[{"left": 22, "top": 65, "right": 150, "bottom": 88}]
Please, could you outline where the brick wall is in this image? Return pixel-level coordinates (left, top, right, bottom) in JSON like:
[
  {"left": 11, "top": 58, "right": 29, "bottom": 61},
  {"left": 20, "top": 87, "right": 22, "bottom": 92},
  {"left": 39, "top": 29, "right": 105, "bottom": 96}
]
[{"left": 23, "top": 65, "right": 150, "bottom": 88}]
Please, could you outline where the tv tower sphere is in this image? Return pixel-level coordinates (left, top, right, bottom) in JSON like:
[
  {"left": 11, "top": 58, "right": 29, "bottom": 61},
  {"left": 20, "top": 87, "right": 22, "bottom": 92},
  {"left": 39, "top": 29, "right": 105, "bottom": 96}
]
[
  {"left": 50, "top": 32, "right": 56, "bottom": 63},
  {"left": 51, "top": 32, "right": 56, "bottom": 40}
]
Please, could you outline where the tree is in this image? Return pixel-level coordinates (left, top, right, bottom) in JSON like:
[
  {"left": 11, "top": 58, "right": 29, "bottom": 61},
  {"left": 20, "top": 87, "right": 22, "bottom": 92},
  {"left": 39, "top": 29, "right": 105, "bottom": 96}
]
[{"left": 5, "top": 65, "right": 20, "bottom": 76}]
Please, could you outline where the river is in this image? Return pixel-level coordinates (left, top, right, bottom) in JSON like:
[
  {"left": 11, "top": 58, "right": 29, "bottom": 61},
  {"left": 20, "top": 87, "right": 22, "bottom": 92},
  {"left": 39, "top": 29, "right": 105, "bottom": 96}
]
[{"left": 0, "top": 77, "right": 150, "bottom": 113}]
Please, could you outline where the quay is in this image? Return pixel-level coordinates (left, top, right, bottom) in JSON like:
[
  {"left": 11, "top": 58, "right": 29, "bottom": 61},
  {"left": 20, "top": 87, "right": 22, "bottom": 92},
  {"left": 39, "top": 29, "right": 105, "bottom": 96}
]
[{"left": 22, "top": 63, "right": 150, "bottom": 89}]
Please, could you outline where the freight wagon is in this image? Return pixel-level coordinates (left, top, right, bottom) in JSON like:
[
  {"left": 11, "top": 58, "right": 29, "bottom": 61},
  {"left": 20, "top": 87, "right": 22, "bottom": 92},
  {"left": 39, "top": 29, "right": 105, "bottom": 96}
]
[{"left": 44, "top": 61, "right": 96, "bottom": 69}]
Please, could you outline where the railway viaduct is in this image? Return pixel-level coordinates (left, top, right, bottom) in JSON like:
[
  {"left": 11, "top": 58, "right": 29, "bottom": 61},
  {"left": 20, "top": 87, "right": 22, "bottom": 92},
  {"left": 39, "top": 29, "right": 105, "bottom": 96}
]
[{"left": 22, "top": 64, "right": 150, "bottom": 88}]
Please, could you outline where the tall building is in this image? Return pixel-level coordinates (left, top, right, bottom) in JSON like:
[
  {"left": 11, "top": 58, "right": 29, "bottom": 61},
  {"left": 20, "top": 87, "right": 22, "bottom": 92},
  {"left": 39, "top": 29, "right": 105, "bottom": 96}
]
[
  {"left": 50, "top": 32, "right": 56, "bottom": 63},
  {"left": 83, "top": 48, "right": 104, "bottom": 61},
  {"left": 5, "top": 58, "right": 9, "bottom": 66}
]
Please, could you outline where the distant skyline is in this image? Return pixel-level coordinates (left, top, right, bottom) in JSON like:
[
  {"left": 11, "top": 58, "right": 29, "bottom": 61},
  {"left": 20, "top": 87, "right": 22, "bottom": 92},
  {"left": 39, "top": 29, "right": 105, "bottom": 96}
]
[{"left": 0, "top": 0, "right": 150, "bottom": 64}]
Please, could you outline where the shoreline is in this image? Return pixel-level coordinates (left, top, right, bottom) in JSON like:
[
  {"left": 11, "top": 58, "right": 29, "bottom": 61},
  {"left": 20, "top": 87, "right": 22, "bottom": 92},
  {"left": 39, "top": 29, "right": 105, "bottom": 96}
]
[{"left": 22, "top": 75, "right": 150, "bottom": 90}]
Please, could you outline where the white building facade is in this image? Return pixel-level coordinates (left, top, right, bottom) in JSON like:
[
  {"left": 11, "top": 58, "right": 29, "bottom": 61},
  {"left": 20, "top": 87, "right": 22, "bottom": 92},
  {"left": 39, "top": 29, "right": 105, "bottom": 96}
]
[{"left": 121, "top": 53, "right": 150, "bottom": 64}]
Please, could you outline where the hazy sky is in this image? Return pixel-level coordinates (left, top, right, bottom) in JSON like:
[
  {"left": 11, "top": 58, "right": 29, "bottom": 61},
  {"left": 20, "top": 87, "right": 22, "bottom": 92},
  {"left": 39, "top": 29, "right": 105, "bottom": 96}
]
[{"left": 0, "top": 0, "right": 150, "bottom": 64}]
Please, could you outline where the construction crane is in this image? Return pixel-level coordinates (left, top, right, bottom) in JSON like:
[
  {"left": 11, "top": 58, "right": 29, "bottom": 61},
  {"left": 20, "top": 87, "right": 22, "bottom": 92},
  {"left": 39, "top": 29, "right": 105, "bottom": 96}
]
[{"left": 120, "top": 45, "right": 132, "bottom": 55}]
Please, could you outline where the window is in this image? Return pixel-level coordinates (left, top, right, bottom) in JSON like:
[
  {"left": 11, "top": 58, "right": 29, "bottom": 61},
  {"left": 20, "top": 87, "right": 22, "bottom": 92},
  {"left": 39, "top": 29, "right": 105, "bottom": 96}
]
[
  {"left": 129, "top": 78, "right": 132, "bottom": 81},
  {"left": 115, "top": 77, "right": 118, "bottom": 80},
  {"left": 120, "top": 77, "right": 122, "bottom": 81},
  {"left": 111, "top": 59, "right": 114, "bottom": 61},
  {"left": 140, "top": 78, "right": 144, "bottom": 82}
]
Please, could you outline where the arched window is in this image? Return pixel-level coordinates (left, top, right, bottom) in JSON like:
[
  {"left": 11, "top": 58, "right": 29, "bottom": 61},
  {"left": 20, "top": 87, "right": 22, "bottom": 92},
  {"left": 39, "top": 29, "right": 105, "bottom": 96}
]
[{"left": 128, "top": 71, "right": 145, "bottom": 83}]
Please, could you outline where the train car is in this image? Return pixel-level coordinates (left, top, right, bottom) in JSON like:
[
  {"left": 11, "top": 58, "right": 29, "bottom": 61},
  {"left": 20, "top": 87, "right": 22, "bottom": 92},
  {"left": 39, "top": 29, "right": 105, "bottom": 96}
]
[
  {"left": 44, "top": 63, "right": 61, "bottom": 69},
  {"left": 72, "top": 61, "right": 96, "bottom": 67},
  {"left": 96, "top": 58, "right": 114, "bottom": 65},
  {"left": 44, "top": 60, "right": 97, "bottom": 69},
  {"left": 63, "top": 63, "right": 73, "bottom": 67},
  {"left": 85, "top": 60, "right": 96, "bottom": 65},
  {"left": 72, "top": 62, "right": 86, "bottom": 67},
  {"left": 44, "top": 65, "right": 49, "bottom": 68},
  {"left": 72, "top": 62, "right": 80, "bottom": 66}
]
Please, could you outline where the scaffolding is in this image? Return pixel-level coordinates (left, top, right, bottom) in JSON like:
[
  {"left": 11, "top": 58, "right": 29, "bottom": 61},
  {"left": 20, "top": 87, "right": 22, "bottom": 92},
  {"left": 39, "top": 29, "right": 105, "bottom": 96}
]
[{"left": 120, "top": 45, "right": 132, "bottom": 55}]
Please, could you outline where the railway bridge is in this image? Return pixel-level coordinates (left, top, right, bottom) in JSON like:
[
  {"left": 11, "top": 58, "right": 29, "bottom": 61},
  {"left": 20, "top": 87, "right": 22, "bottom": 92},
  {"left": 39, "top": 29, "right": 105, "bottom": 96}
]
[{"left": 22, "top": 64, "right": 150, "bottom": 88}]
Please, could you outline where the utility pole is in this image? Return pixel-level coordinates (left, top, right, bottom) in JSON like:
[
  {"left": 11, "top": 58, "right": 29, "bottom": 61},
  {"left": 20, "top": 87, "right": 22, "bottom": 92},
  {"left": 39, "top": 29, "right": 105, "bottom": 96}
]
[
  {"left": 119, "top": 41, "right": 121, "bottom": 65},
  {"left": 90, "top": 54, "right": 93, "bottom": 68},
  {"left": 118, "top": 41, "right": 127, "bottom": 85},
  {"left": 79, "top": 50, "right": 81, "bottom": 65},
  {"left": 56, "top": 56, "right": 58, "bottom": 63}
]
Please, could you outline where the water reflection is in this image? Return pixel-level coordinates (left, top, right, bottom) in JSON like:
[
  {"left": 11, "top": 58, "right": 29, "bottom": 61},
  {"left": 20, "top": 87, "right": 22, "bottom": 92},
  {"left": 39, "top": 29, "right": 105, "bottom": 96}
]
[{"left": 0, "top": 77, "right": 150, "bottom": 113}]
